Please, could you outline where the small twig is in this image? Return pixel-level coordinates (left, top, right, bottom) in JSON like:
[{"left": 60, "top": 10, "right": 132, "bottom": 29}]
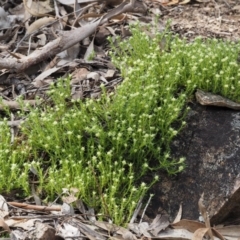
[
  {"left": 223, "top": 0, "right": 231, "bottom": 9},
  {"left": 7, "top": 201, "right": 62, "bottom": 211},
  {"left": 130, "top": 195, "right": 143, "bottom": 224},
  {"left": 10, "top": 113, "right": 15, "bottom": 144},
  {"left": 139, "top": 194, "right": 153, "bottom": 224},
  {"left": 27, "top": 35, "right": 32, "bottom": 56},
  {"left": 54, "top": 0, "right": 64, "bottom": 29},
  {"left": 212, "top": 0, "right": 221, "bottom": 24},
  {"left": 7, "top": 119, "right": 24, "bottom": 127}
]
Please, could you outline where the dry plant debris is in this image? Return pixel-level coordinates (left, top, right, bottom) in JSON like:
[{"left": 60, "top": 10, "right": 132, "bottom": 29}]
[
  {"left": 1, "top": 193, "right": 240, "bottom": 239},
  {"left": 1, "top": 0, "right": 240, "bottom": 239}
]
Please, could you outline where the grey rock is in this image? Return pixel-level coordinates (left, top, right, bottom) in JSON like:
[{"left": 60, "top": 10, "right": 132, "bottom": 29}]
[{"left": 149, "top": 103, "right": 240, "bottom": 225}]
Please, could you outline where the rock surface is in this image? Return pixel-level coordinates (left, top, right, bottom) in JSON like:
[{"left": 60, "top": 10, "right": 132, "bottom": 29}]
[{"left": 150, "top": 103, "right": 240, "bottom": 225}]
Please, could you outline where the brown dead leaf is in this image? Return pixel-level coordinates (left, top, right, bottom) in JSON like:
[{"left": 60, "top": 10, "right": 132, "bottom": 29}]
[
  {"left": 179, "top": 0, "right": 191, "bottom": 4},
  {"left": 0, "top": 219, "right": 10, "bottom": 233},
  {"left": 71, "top": 68, "right": 90, "bottom": 84},
  {"left": 172, "top": 219, "right": 205, "bottom": 233},
  {"left": 192, "top": 228, "right": 209, "bottom": 240},
  {"left": 166, "top": 0, "right": 179, "bottom": 5},
  {"left": 62, "top": 195, "right": 78, "bottom": 205},
  {"left": 27, "top": 17, "right": 55, "bottom": 35},
  {"left": 158, "top": 0, "right": 170, "bottom": 4}
]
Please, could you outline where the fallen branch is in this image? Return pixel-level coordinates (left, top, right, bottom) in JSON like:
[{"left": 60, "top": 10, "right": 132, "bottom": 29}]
[
  {"left": 0, "top": 100, "right": 36, "bottom": 111},
  {"left": 0, "top": 0, "right": 138, "bottom": 73},
  {"left": 7, "top": 119, "right": 24, "bottom": 127},
  {"left": 8, "top": 202, "right": 61, "bottom": 212}
]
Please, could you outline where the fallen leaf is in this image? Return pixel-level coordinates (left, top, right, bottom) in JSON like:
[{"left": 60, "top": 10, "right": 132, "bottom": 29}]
[
  {"left": 179, "top": 0, "right": 191, "bottom": 4},
  {"left": 157, "top": 228, "right": 193, "bottom": 239},
  {"left": 0, "top": 219, "right": 10, "bottom": 233},
  {"left": 172, "top": 219, "right": 205, "bottom": 233},
  {"left": 27, "top": 17, "right": 55, "bottom": 35},
  {"left": 192, "top": 228, "right": 209, "bottom": 240},
  {"left": 172, "top": 203, "right": 182, "bottom": 224}
]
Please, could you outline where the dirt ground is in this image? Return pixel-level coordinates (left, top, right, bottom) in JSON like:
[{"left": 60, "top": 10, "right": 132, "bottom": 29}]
[{"left": 157, "top": 0, "right": 240, "bottom": 42}]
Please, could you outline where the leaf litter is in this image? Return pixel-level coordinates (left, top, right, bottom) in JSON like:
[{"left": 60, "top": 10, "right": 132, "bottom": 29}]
[{"left": 0, "top": 0, "right": 240, "bottom": 239}]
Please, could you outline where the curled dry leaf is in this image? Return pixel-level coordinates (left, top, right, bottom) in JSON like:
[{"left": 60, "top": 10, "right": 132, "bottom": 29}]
[
  {"left": 27, "top": 17, "right": 55, "bottom": 35},
  {"left": 192, "top": 228, "right": 210, "bottom": 240}
]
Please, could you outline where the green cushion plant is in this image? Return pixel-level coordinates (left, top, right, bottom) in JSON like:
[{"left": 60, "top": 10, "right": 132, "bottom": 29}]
[{"left": 0, "top": 23, "right": 240, "bottom": 226}]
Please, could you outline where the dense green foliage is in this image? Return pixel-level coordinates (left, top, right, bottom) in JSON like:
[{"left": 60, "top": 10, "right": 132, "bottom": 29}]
[{"left": 0, "top": 24, "right": 240, "bottom": 225}]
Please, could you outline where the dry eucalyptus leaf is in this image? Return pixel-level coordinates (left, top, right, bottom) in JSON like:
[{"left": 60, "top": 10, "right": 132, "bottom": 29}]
[
  {"left": 172, "top": 219, "right": 205, "bottom": 233},
  {"left": 166, "top": 0, "right": 179, "bottom": 5},
  {"left": 157, "top": 228, "right": 193, "bottom": 239},
  {"left": 84, "top": 38, "right": 95, "bottom": 61},
  {"left": 192, "top": 228, "right": 210, "bottom": 240},
  {"left": 33, "top": 67, "right": 61, "bottom": 82},
  {"left": 179, "top": 0, "right": 191, "bottom": 4},
  {"left": 172, "top": 203, "right": 182, "bottom": 224},
  {"left": 71, "top": 68, "right": 90, "bottom": 84},
  {"left": 0, "top": 219, "right": 11, "bottom": 233},
  {"left": 24, "top": 0, "right": 54, "bottom": 16},
  {"left": 195, "top": 0, "right": 210, "bottom": 2},
  {"left": 27, "top": 17, "right": 55, "bottom": 35},
  {"left": 5, "top": 219, "right": 37, "bottom": 230}
]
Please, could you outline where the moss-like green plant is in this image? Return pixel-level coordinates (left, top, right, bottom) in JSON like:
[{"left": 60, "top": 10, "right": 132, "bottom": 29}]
[{"left": 0, "top": 23, "right": 240, "bottom": 227}]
